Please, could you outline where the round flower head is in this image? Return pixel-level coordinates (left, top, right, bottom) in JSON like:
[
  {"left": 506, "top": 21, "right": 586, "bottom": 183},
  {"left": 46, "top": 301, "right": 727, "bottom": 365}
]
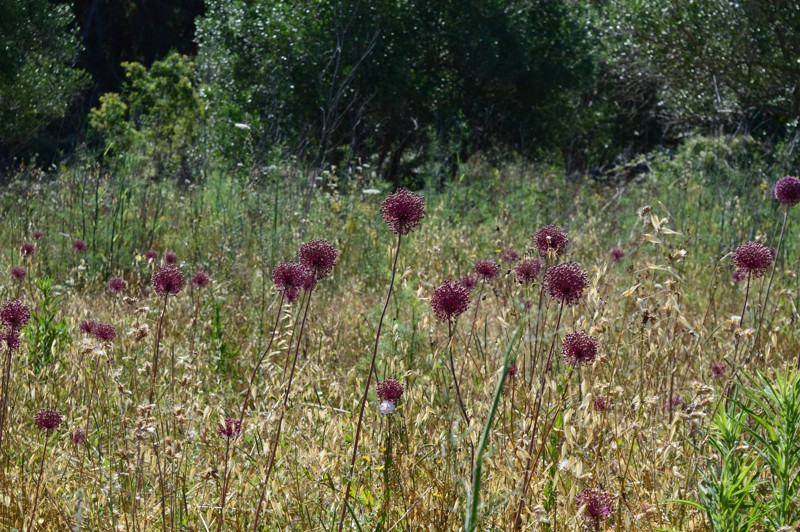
[
  {"left": 79, "top": 319, "right": 97, "bottom": 335},
  {"left": 377, "top": 378, "right": 404, "bottom": 402},
  {"left": 165, "top": 251, "right": 178, "bottom": 265},
  {"left": 459, "top": 273, "right": 478, "bottom": 291},
  {"left": 544, "top": 262, "right": 588, "bottom": 306},
  {"left": 2, "top": 330, "right": 20, "bottom": 351},
  {"left": 380, "top": 188, "right": 426, "bottom": 235},
  {"left": 1, "top": 300, "right": 31, "bottom": 330},
  {"left": 732, "top": 241, "right": 773, "bottom": 278},
  {"left": 299, "top": 239, "right": 338, "bottom": 280},
  {"left": 507, "top": 364, "right": 518, "bottom": 379},
  {"left": 474, "top": 259, "right": 500, "bottom": 281},
  {"left": 11, "top": 267, "right": 27, "bottom": 281},
  {"left": 609, "top": 247, "right": 625, "bottom": 263},
  {"left": 379, "top": 401, "right": 396, "bottom": 415},
  {"left": 72, "top": 239, "right": 87, "bottom": 253},
  {"left": 502, "top": 248, "right": 520, "bottom": 264},
  {"left": 431, "top": 279, "right": 470, "bottom": 321},
  {"left": 285, "top": 287, "right": 300, "bottom": 303},
  {"left": 217, "top": 418, "right": 242, "bottom": 440},
  {"left": 20, "top": 242, "right": 35, "bottom": 257},
  {"left": 192, "top": 271, "right": 210, "bottom": 288},
  {"left": 108, "top": 277, "right": 127, "bottom": 293},
  {"left": 775, "top": 175, "right": 800, "bottom": 206},
  {"left": 534, "top": 224, "right": 569, "bottom": 258},
  {"left": 711, "top": 361, "right": 727, "bottom": 379},
  {"left": 34, "top": 408, "right": 63, "bottom": 432},
  {"left": 668, "top": 393, "right": 684, "bottom": 412},
  {"left": 593, "top": 396, "right": 607, "bottom": 412},
  {"left": 732, "top": 269, "right": 747, "bottom": 282},
  {"left": 152, "top": 266, "right": 185, "bottom": 297},
  {"left": 145, "top": 250, "right": 158, "bottom": 262},
  {"left": 515, "top": 259, "right": 542, "bottom": 283},
  {"left": 32, "top": 230, "right": 43, "bottom": 241},
  {"left": 562, "top": 332, "right": 599, "bottom": 367},
  {"left": 92, "top": 323, "right": 116, "bottom": 343},
  {"left": 71, "top": 427, "right": 87, "bottom": 444},
  {"left": 576, "top": 487, "right": 614, "bottom": 523}
]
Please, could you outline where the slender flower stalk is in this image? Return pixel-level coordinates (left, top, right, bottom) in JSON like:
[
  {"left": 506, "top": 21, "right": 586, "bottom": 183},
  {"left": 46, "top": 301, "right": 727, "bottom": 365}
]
[
  {"left": 29, "top": 409, "right": 63, "bottom": 529},
  {"left": 216, "top": 418, "right": 241, "bottom": 532},
  {"left": 753, "top": 205, "right": 789, "bottom": 360},
  {"left": 0, "top": 300, "right": 31, "bottom": 453}
]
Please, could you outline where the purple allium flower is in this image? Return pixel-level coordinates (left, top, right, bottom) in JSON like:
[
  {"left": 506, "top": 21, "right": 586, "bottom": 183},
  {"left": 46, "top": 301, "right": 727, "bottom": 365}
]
[
  {"left": 71, "top": 427, "right": 87, "bottom": 444},
  {"left": 0, "top": 300, "right": 31, "bottom": 330},
  {"left": 474, "top": 259, "right": 500, "bottom": 281},
  {"left": 72, "top": 239, "right": 87, "bottom": 253},
  {"left": 668, "top": 393, "right": 684, "bottom": 412},
  {"left": 34, "top": 408, "right": 63, "bottom": 432},
  {"left": 575, "top": 487, "right": 614, "bottom": 523},
  {"left": 515, "top": 259, "right": 542, "bottom": 283},
  {"left": 152, "top": 266, "right": 185, "bottom": 297},
  {"left": 732, "top": 241, "right": 773, "bottom": 278},
  {"left": 92, "top": 323, "right": 116, "bottom": 343},
  {"left": 217, "top": 418, "right": 242, "bottom": 440},
  {"left": 377, "top": 378, "right": 404, "bottom": 402},
  {"left": 459, "top": 273, "right": 478, "bottom": 291},
  {"left": 2, "top": 330, "right": 20, "bottom": 351},
  {"left": 609, "top": 247, "right": 625, "bottom": 263},
  {"left": 379, "top": 401, "right": 396, "bottom": 415},
  {"left": 192, "top": 271, "right": 210, "bottom": 288},
  {"left": 593, "top": 396, "right": 607, "bottom": 412},
  {"left": 732, "top": 269, "right": 747, "bottom": 282},
  {"left": 79, "top": 320, "right": 97, "bottom": 335},
  {"left": 32, "top": 230, "right": 43, "bottom": 241},
  {"left": 775, "top": 175, "right": 800, "bottom": 206},
  {"left": 380, "top": 188, "right": 426, "bottom": 235},
  {"left": 711, "top": 361, "right": 727, "bottom": 379},
  {"left": 11, "top": 267, "right": 27, "bottom": 281},
  {"left": 543, "top": 262, "right": 588, "bottom": 306},
  {"left": 299, "top": 239, "right": 338, "bottom": 280},
  {"left": 165, "top": 251, "right": 177, "bottom": 265},
  {"left": 562, "top": 332, "right": 599, "bottom": 367},
  {"left": 507, "top": 364, "right": 518, "bottom": 379},
  {"left": 431, "top": 279, "right": 470, "bottom": 321},
  {"left": 285, "top": 287, "right": 300, "bottom": 303},
  {"left": 108, "top": 277, "right": 127, "bottom": 293},
  {"left": 145, "top": 250, "right": 158, "bottom": 262},
  {"left": 534, "top": 224, "right": 569, "bottom": 258},
  {"left": 20, "top": 242, "right": 34, "bottom": 257},
  {"left": 502, "top": 248, "right": 521, "bottom": 264}
]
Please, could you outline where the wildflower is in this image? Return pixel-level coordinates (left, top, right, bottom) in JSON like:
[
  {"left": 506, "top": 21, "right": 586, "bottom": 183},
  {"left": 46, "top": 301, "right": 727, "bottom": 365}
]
[
  {"left": 145, "top": 250, "right": 158, "bottom": 262},
  {"left": 732, "top": 269, "right": 746, "bottom": 282},
  {"left": 502, "top": 248, "right": 520, "bottom": 264},
  {"left": 459, "top": 273, "right": 478, "bottom": 291},
  {"left": 11, "top": 267, "right": 27, "bottom": 281},
  {"left": 108, "top": 277, "right": 127, "bottom": 293},
  {"left": 593, "top": 396, "right": 607, "bottom": 412},
  {"left": 534, "top": 224, "right": 569, "bottom": 258},
  {"left": 474, "top": 259, "right": 500, "bottom": 281},
  {"left": 732, "top": 241, "right": 773, "bottom": 278},
  {"left": 192, "top": 271, "right": 210, "bottom": 288},
  {"left": 2, "top": 330, "right": 20, "bottom": 351},
  {"left": 562, "top": 332, "right": 599, "bottom": 367},
  {"left": 431, "top": 279, "right": 470, "bottom": 321},
  {"left": 217, "top": 418, "right": 242, "bottom": 440},
  {"left": 668, "top": 393, "right": 684, "bottom": 411},
  {"left": 299, "top": 239, "right": 338, "bottom": 280},
  {"left": 711, "top": 361, "right": 727, "bottom": 379},
  {"left": 0, "top": 300, "right": 31, "bottom": 330},
  {"left": 152, "top": 266, "right": 185, "bottom": 297},
  {"left": 774, "top": 175, "right": 800, "bottom": 206},
  {"left": 71, "top": 428, "right": 87, "bottom": 444},
  {"left": 79, "top": 320, "right": 97, "bottom": 335},
  {"left": 34, "top": 409, "right": 63, "bottom": 432},
  {"left": 20, "top": 242, "right": 35, "bottom": 257},
  {"left": 543, "top": 262, "right": 588, "bottom": 306},
  {"left": 609, "top": 247, "right": 625, "bottom": 263},
  {"left": 377, "top": 378, "right": 404, "bottom": 402},
  {"left": 165, "top": 251, "right": 178, "bottom": 265},
  {"left": 575, "top": 487, "right": 614, "bottom": 523},
  {"left": 515, "top": 259, "right": 542, "bottom": 283},
  {"left": 92, "top": 323, "right": 116, "bottom": 343},
  {"left": 32, "top": 230, "right": 43, "bottom": 241},
  {"left": 507, "top": 364, "right": 518, "bottom": 379},
  {"left": 380, "top": 188, "right": 426, "bottom": 235},
  {"left": 72, "top": 239, "right": 87, "bottom": 253},
  {"left": 379, "top": 401, "right": 396, "bottom": 415}
]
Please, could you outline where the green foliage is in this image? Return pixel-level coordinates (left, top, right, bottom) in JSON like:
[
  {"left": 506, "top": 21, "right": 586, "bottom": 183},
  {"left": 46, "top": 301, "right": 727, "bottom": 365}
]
[
  {"left": 27, "top": 278, "right": 71, "bottom": 371},
  {"left": 0, "top": 0, "right": 86, "bottom": 152}
]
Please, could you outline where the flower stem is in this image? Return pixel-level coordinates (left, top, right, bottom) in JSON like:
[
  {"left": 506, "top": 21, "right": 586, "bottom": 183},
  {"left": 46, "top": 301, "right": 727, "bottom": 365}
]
[{"left": 29, "top": 432, "right": 50, "bottom": 530}]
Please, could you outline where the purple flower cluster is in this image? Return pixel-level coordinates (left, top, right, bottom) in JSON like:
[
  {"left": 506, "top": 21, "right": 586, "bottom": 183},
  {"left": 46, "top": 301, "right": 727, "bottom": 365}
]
[
  {"left": 273, "top": 261, "right": 313, "bottom": 303},
  {"left": 515, "top": 259, "right": 542, "bottom": 283},
  {"left": 732, "top": 241, "right": 773, "bottom": 279},
  {"left": 377, "top": 378, "right": 404, "bottom": 401},
  {"left": 431, "top": 280, "right": 470, "bottom": 321},
  {"left": 562, "top": 332, "right": 599, "bottom": 367},
  {"left": 299, "top": 239, "right": 338, "bottom": 280},
  {"left": 192, "top": 271, "right": 210, "bottom": 288},
  {"left": 593, "top": 396, "right": 607, "bottom": 412},
  {"left": 609, "top": 247, "right": 625, "bottom": 263},
  {"left": 71, "top": 427, "right": 87, "bottom": 444},
  {"left": 32, "top": 230, "right": 44, "bottom": 241},
  {"left": 145, "top": 250, "right": 158, "bottom": 262},
  {"left": 534, "top": 224, "right": 569, "bottom": 258},
  {"left": 380, "top": 188, "right": 426, "bottom": 235},
  {"left": 165, "top": 251, "right": 178, "bottom": 265},
  {"left": 34, "top": 408, "right": 63, "bottom": 432},
  {"left": 775, "top": 175, "right": 800, "bottom": 206},
  {"left": 2, "top": 330, "right": 20, "bottom": 351},
  {"left": 474, "top": 259, "right": 500, "bottom": 281},
  {"left": 78, "top": 320, "right": 116, "bottom": 342},
  {"left": 11, "top": 267, "right": 27, "bottom": 281},
  {"left": 502, "top": 248, "right": 520, "bottom": 264},
  {"left": 152, "top": 266, "right": 185, "bottom": 297},
  {"left": 217, "top": 418, "right": 242, "bottom": 440},
  {"left": 459, "top": 273, "right": 478, "bottom": 291},
  {"left": 72, "top": 239, "right": 87, "bottom": 253},
  {"left": 576, "top": 487, "right": 614, "bottom": 523},
  {"left": 20, "top": 242, "right": 35, "bottom": 257},
  {"left": 1, "top": 300, "right": 31, "bottom": 330},
  {"left": 543, "top": 262, "right": 588, "bottom": 306},
  {"left": 108, "top": 277, "right": 127, "bottom": 293},
  {"left": 711, "top": 361, "right": 727, "bottom": 379}
]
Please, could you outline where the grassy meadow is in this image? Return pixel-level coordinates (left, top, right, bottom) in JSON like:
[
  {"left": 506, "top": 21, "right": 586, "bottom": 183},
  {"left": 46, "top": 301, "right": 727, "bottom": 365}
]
[{"left": 0, "top": 138, "right": 799, "bottom": 531}]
